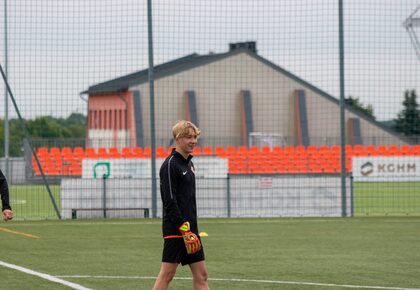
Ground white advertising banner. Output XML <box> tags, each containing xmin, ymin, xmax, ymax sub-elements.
<box><xmin>82</xmin><ymin>156</ymin><xmax>228</xmax><ymax>179</ymax></box>
<box><xmin>352</xmin><ymin>156</ymin><xmax>420</xmax><ymax>182</ymax></box>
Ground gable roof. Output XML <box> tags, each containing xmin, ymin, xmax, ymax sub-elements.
<box><xmin>81</xmin><ymin>51</ymin><xmax>233</xmax><ymax>95</ymax></box>
<box><xmin>82</xmin><ymin>47</ymin><xmax>411</xmax><ymax>144</ymax></box>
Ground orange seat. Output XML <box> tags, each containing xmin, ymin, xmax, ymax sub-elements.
<box><xmin>272</xmin><ymin>146</ymin><xmax>283</xmax><ymax>155</ymax></box>
<box><xmin>73</xmin><ymin>147</ymin><xmax>85</xmax><ymax>158</ymax></box>
<box><xmin>225</xmin><ymin>146</ymin><xmax>237</xmax><ymax>156</ymax></box>
<box><xmin>413</xmin><ymin>145</ymin><xmax>420</xmax><ymax>155</ymax></box>
<box><xmin>215</xmin><ymin>146</ymin><xmax>227</xmax><ymax>157</ymax></box>
<box><xmin>353</xmin><ymin>145</ymin><xmax>364</xmax><ymax>156</ymax></box>
<box><xmin>97</xmin><ymin>147</ymin><xmax>109</xmax><ymax>158</ymax></box>
<box><xmin>61</xmin><ymin>147</ymin><xmax>72</xmax><ymax>154</ymax></box>
<box><xmin>375</xmin><ymin>145</ymin><xmax>387</xmax><ymax>156</ymax></box>
<box><xmin>400</xmin><ymin>145</ymin><xmax>413</xmax><ymax>155</ymax></box>
<box><xmin>109</xmin><ymin>147</ymin><xmax>121</xmax><ymax>158</ymax></box>
<box><xmin>50</xmin><ymin>147</ymin><xmax>61</xmax><ymax>156</ymax></box>
<box><xmin>37</xmin><ymin>147</ymin><xmax>49</xmax><ymax>156</ymax></box>
<box><xmin>156</xmin><ymin>146</ymin><xmax>169</xmax><ymax>158</ymax></box>
<box><xmin>387</xmin><ymin>145</ymin><xmax>399</xmax><ymax>156</ymax></box>
<box><xmin>365</xmin><ymin>145</ymin><xmax>376</xmax><ymax>156</ymax></box>
<box><xmin>132</xmin><ymin>147</ymin><xmax>143</xmax><ymax>158</ymax></box>
<box><xmin>306</xmin><ymin>145</ymin><xmax>318</xmax><ymax>156</ymax></box>
<box><xmin>122</xmin><ymin>147</ymin><xmax>134</xmax><ymax>158</ymax></box>
<box><xmin>261</xmin><ymin>146</ymin><xmax>271</xmax><ymax>154</ymax></box>
<box><xmin>85</xmin><ymin>147</ymin><xmax>98</xmax><ymax>158</ymax></box>
<box><xmin>202</xmin><ymin>146</ymin><xmax>213</xmax><ymax>155</ymax></box>
<box><xmin>143</xmin><ymin>147</ymin><xmax>151</xmax><ymax>157</ymax></box>
<box><xmin>193</xmin><ymin>147</ymin><xmax>201</xmax><ymax>156</ymax></box>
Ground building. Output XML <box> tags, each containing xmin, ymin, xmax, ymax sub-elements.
<box><xmin>82</xmin><ymin>42</ymin><xmax>407</xmax><ymax>149</ymax></box>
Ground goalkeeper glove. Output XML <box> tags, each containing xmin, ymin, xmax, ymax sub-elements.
<box><xmin>179</xmin><ymin>221</ymin><xmax>201</xmax><ymax>255</ymax></box>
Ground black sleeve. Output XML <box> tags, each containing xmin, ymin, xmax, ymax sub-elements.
<box><xmin>0</xmin><ymin>170</ymin><xmax>11</xmax><ymax>211</ymax></box>
<box><xmin>160</xmin><ymin>160</ymin><xmax>185</xmax><ymax>229</ymax></box>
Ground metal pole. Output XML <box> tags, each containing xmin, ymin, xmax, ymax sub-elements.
<box><xmin>226</xmin><ymin>175</ymin><xmax>231</xmax><ymax>218</ymax></box>
<box><xmin>102</xmin><ymin>174</ymin><xmax>107</xmax><ymax>219</ymax></box>
<box><xmin>350</xmin><ymin>174</ymin><xmax>354</xmax><ymax>217</ymax></box>
<box><xmin>147</xmin><ymin>0</ymin><xmax>158</xmax><ymax>218</ymax></box>
<box><xmin>0</xmin><ymin>65</ymin><xmax>61</xmax><ymax>219</ymax></box>
<box><xmin>338</xmin><ymin>0</ymin><xmax>347</xmax><ymax>217</ymax></box>
<box><xmin>4</xmin><ymin>0</ymin><xmax>9</xmax><ymax>178</ymax></box>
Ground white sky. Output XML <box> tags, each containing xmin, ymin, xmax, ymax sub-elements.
<box><xmin>0</xmin><ymin>0</ymin><xmax>419</xmax><ymax>121</ymax></box>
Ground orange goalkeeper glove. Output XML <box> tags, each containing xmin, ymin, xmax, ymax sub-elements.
<box><xmin>179</xmin><ymin>221</ymin><xmax>201</xmax><ymax>255</ymax></box>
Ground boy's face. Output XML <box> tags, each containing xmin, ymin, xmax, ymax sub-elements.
<box><xmin>176</xmin><ymin>128</ymin><xmax>198</xmax><ymax>155</ymax></box>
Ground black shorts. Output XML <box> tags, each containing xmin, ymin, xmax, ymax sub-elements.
<box><xmin>162</xmin><ymin>237</ymin><xmax>205</xmax><ymax>266</ymax></box>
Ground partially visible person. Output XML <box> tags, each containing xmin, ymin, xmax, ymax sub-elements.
<box><xmin>0</xmin><ymin>169</ymin><xmax>13</xmax><ymax>221</ymax></box>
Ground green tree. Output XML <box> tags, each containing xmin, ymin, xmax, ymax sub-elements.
<box><xmin>393</xmin><ymin>90</ymin><xmax>420</xmax><ymax>137</ymax></box>
<box><xmin>1</xmin><ymin>114</ymin><xmax>86</xmax><ymax>157</ymax></box>
<box><xmin>345</xmin><ymin>96</ymin><xmax>375</xmax><ymax>119</ymax></box>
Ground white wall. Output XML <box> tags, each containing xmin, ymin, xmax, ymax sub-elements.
<box><xmin>61</xmin><ymin>175</ymin><xmax>352</xmax><ymax>219</ymax></box>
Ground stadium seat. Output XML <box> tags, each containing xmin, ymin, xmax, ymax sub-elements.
<box><xmin>143</xmin><ymin>147</ymin><xmax>151</xmax><ymax>157</ymax></box>
<box><xmin>73</xmin><ymin>147</ymin><xmax>85</xmax><ymax>159</ymax></box>
<box><xmin>215</xmin><ymin>146</ymin><xmax>227</xmax><ymax>157</ymax></box>
<box><xmin>61</xmin><ymin>147</ymin><xmax>73</xmax><ymax>155</ymax></box>
<box><xmin>353</xmin><ymin>144</ymin><xmax>364</xmax><ymax>156</ymax></box>
<box><xmin>226</xmin><ymin>146</ymin><xmax>237</xmax><ymax>156</ymax></box>
<box><xmin>235</xmin><ymin>146</ymin><xmax>247</xmax><ymax>158</ymax></box>
<box><xmin>50</xmin><ymin>147</ymin><xmax>61</xmax><ymax>156</ymax></box>
<box><xmin>192</xmin><ymin>147</ymin><xmax>201</xmax><ymax>156</ymax></box>
<box><xmin>413</xmin><ymin>145</ymin><xmax>420</xmax><ymax>156</ymax></box>
<box><xmin>132</xmin><ymin>147</ymin><xmax>143</xmax><ymax>158</ymax></box>
<box><xmin>109</xmin><ymin>147</ymin><xmax>122</xmax><ymax>158</ymax></box>
<box><xmin>85</xmin><ymin>147</ymin><xmax>98</xmax><ymax>158</ymax></box>
<box><xmin>122</xmin><ymin>147</ymin><xmax>134</xmax><ymax>158</ymax></box>
<box><xmin>156</xmin><ymin>146</ymin><xmax>169</xmax><ymax>158</ymax></box>
<box><xmin>331</xmin><ymin>145</ymin><xmax>340</xmax><ymax>154</ymax></box>
<box><xmin>272</xmin><ymin>146</ymin><xmax>283</xmax><ymax>155</ymax></box>
<box><xmin>37</xmin><ymin>147</ymin><xmax>49</xmax><ymax>156</ymax></box>
<box><xmin>201</xmin><ymin>146</ymin><xmax>213</xmax><ymax>155</ymax></box>
<box><xmin>97</xmin><ymin>147</ymin><xmax>110</xmax><ymax>158</ymax></box>
<box><xmin>306</xmin><ymin>145</ymin><xmax>318</xmax><ymax>156</ymax></box>
<box><xmin>261</xmin><ymin>146</ymin><xmax>271</xmax><ymax>154</ymax></box>
<box><xmin>387</xmin><ymin>145</ymin><xmax>399</xmax><ymax>156</ymax></box>
<box><xmin>400</xmin><ymin>145</ymin><xmax>413</xmax><ymax>156</ymax></box>
<box><xmin>375</xmin><ymin>145</ymin><xmax>387</xmax><ymax>156</ymax></box>
<box><xmin>365</xmin><ymin>145</ymin><xmax>376</xmax><ymax>156</ymax></box>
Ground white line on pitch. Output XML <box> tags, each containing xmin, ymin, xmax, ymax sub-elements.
<box><xmin>56</xmin><ymin>275</ymin><xmax>420</xmax><ymax>290</ymax></box>
<box><xmin>0</xmin><ymin>261</ymin><xmax>92</xmax><ymax>290</ymax></box>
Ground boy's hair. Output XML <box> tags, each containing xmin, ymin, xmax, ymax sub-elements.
<box><xmin>172</xmin><ymin>120</ymin><xmax>201</xmax><ymax>140</ymax></box>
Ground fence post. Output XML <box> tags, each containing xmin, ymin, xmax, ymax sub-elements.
<box><xmin>102</xmin><ymin>174</ymin><xmax>107</xmax><ymax>219</ymax></box>
<box><xmin>226</xmin><ymin>174</ymin><xmax>231</xmax><ymax>218</ymax></box>
<box><xmin>350</xmin><ymin>174</ymin><xmax>354</xmax><ymax>217</ymax></box>
<box><xmin>338</xmin><ymin>0</ymin><xmax>347</xmax><ymax>217</ymax></box>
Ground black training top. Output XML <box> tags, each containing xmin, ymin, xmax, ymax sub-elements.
<box><xmin>160</xmin><ymin>149</ymin><xmax>198</xmax><ymax>238</ymax></box>
<box><xmin>0</xmin><ymin>169</ymin><xmax>11</xmax><ymax>211</ymax></box>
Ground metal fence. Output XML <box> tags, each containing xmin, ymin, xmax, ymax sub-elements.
<box><xmin>1</xmin><ymin>1</ymin><xmax>420</xmax><ymax>219</ymax></box>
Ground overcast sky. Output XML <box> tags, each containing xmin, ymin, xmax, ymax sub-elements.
<box><xmin>0</xmin><ymin>0</ymin><xmax>419</xmax><ymax>121</ymax></box>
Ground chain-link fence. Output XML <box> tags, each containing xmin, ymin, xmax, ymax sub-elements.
<box><xmin>1</xmin><ymin>0</ymin><xmax>419</xmax><ymax>219</ymax></box>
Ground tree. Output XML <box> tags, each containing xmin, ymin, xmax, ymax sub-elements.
<box><xmin>0</xmin><ymin>114</ymin><xmax>86</xmax><ymax>157</ymax></box>
<box><xmin>345</xmin><ymin>96</ymin><xmax>375</xmax><ymax>120</ymax></box>
<box><xmin>393</xmin><ymin>90</ymin><xmax>420</xmax><ymax>138</ymax></box>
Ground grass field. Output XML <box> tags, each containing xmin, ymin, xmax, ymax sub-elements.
<box><xmin>1</xmin><ymin>217</ymin><xmax>420</xmax><ymax>290</ymax></box>
<box><xmin>354</xmin><ymin>182</ymin><xmax>420</xmax><ymax>216</ymax></box>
